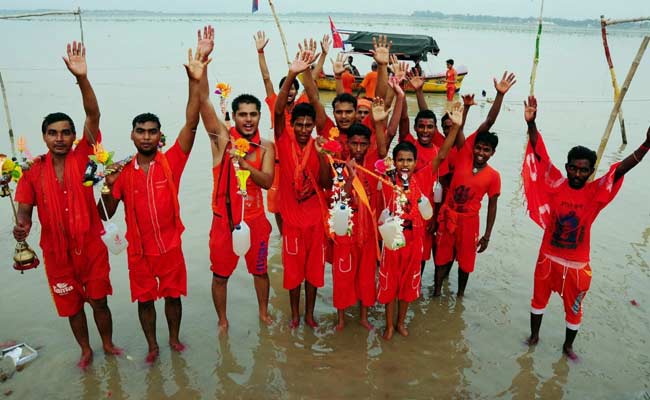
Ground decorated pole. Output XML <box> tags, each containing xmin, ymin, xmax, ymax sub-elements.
<box><xmin>593</xmin><ymin>36</ymin><xmax>649</xmax><ymax>175</ymax></box>
<box><xmin>0</xmin><ymin>72</ymin><xmax>16</xmax><ymax>158</ymax></box>
<box><xmin>600</xmin><ymin>15</ymin><xmax>627</xmax><ymax>144</ymax></box>
<box><xmin>268</xmin><ymin>0</ymin><xmax>291</xmax><ymax>66</ymax></box>
<box><xmin>528</xmin><ymin>0</ymin><xmax>544</xmax><ymax>96</ymax></box>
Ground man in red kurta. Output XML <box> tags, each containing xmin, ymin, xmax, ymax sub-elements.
<box><xmin>100</xmin><ymin>44</ymin><xmax>209</xmax><ymax>363</ymax></box>
<box><xmin>522</xmin><ymin>96</ymin><xmax>649</xmax><ymax>360</ymax></box>
<box><xmin>445</xmin><ymin>59</ymin><xmax>457</xmax><ymax>102</ymax></box>
<box><xmin>274</xmin><ymin>48</ymin><xmax>328</xmax><ymax>329</ymax></box>
<box><xmin>13</xmin><ymin>41</ymin><xmax>120</xmax><ymax>369</ymax></box>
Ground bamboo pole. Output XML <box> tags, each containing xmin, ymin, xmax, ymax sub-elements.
<box><xmin>77</xmin><ymin>7</ymin><xmax>84</xmax><ymax>45</ymax></box>
<box><xmin>600</xmin><ymin>15</ymin><xmax>627</xmax><ymax>144</ymax></box>
<box><xmin>0</xmin><ymin>72</ymin><xmax>16</xmax><ymax>158</ymax></box>
<box><xmin>603</xmin><ymin>17</ymin><xmax>650</xmax><ymax>26</ymax></box>
<box><xmin>528</xmin><ymin>0</ymin><xmax>544</xmax><ymax>96</ymax></box>
<box><xmin>268</xmin><ymin>0</ymin><xmax>291</xmax><ymax>66</ymax></box>
<box><xmin>593</xmin><ymin>36</ymin><xmax>649</xmax><ymax>175</ymax></box>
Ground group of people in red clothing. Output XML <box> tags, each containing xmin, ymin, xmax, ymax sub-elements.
<box><xmin>11</xmin><ymin>25</ymin><xmax>649</xmax><ymax>367</ymax></box>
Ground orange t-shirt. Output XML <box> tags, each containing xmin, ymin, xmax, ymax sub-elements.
<box><xmin>445</xmin><ymin>131</ymin><xmax>500</xmax><ymax>215</ymax></box>
<box><xmin>112</xmin><ymin>140</ymin><xmax>189</xmax><ymax>256</ymax></box>
<box><xmin>265</xmin><ymin>92</ymin><xmax>309</xmax><ymax>130</ymax></box>
<box><xmin>277</xmin><ymin>131</ymin><xmax>324</xmax><ymax>227</ymax></box>
<box><xmin>15</xmin><ymin>134</ymin><xmax>105</xmax><ymax>255</ymax></box>
<box><xmin>341</xmin><ymin>71</ymin><xmax>355</xmax><ymax>94</ymax></box>
<box><xmin>360</xmin><ymin>71</ymin><xmax>378</xmax><ymax>98</ymax></box>
<box><xmin>446</xmin><ymin>68</ymin><xmax>457</xmax><ymax>88</ymax></box>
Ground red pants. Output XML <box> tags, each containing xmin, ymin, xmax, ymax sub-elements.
<box><xmin>446</xmin><ymin>85</ymin><xmax>456</xmax><ymax>101</ymax></box>
<box><xmin>435</xmin><ymin>212</ymin><xmax>479</xmax><ymax>273</ymax></box>
<box><xmin>210</xmin><ymin>213</ymin><xmax>271</xmax><ymax>277</ymax></box>
<box><xmin>43</xmin><ymin>237</ymin><xmax>112</xmax><ymax>317</ymax></box>
<box><xmin>377</xmin><ymin>230</ymin><xmax>423</xmax><ymax>304</ymax></box>
<box><xmin>128</xmin><ymin>246</ymin><xmax>187</xmax><ymax>303</ymax></box>
<box><xmin>531</xmin><ymin>254</ymin><xmax>592</xmax><ymax>329</ymax></box>
<box><xmin>282</xmin><ymin>222</ymin><xmax>326</xmax><ymax>290</ymax></box>
<box><xmin>331</xmin><ymin>235</ymin><xmax>377</xmax><ymax>309</ymax></box>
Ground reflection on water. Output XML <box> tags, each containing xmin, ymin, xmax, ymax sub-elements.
<box><xmin>0</xmin><ymin>13</ymin><xmax>649</xmax><ymax>399</ymax></box>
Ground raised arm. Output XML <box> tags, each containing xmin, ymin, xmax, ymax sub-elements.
<box><xmin>311</xmin><ymin>34</ymin><xmax>330</xmax><ymax>80</ymax></box>
<box><xmin>177</xmin><ymin>46</ymin><xmax>212</xmax><ymax>154</ymax></box>
<box><xmin>254</xmin><ymin>31</ymin><xmax>275</xmax><ymax>98</ymax></box>
<box><xmin>524</xmin><ymin>95</ymin><xmax>540</xmax><ymax>154</ymax></box>
<box><xmin>454</xmin><ymin>94</ymin><xmax>476</xmax><ymax>148</ymax></box>
<box><xmin>385</xmin><ymin>76</ymin><xmax>404</xmax><ymax>148</ymax></box>
<box><xmin>372</xmin><ymin>35</ymin><xmax>391</xmax><ymax>100</ymax></box>
<box><xmin>275</xmin><ymin>46</ymin><xmax>318</xmax><ymax>139</ymax></box>
<box><xmin>63</xmin><ymin>41</ymin><xmax>99</xmax><ymax>144</ymax></box>
<box><xmin>372</xmin><ymin>97</ymin><xmax>390</xmax><ymax>159</ymax></box>
<box><xmin>476</xmin><ymin>71</ymin><xmax>516</xmax><ymax>134</ymax></box>
<box><xmin>614</xmin><ymin>126</ymin><xmax>650</xmax><ymax>182</ymax></box>
<box><xmin>432</xmin><ymin>102</ymin><xmax>462</xmax><ymax>173</ymax></box>
<box><xmin>331</xmin><ymin>53</ymin><xmax>346</xmax><ymax>95</ymax></box>
<box><xmin>299</xmin><ymin>39</ymin><xmax>327</xmax><ymax>130</ymax></box>
<box><xmin>407</xmin><ymin>69</ymin><xmax>428</xmax><ymax>111</ymax></box>
<box><xmin>314</xmin><ymin>137</ymin><xmax>333</xmax><ymax>189</ymax></box>
<box><xmin>197</xmin><ymin>26</ymin><xmax>229</xmax><ymax>147</ymax></box>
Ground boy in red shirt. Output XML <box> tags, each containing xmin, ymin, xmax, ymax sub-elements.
<box><xmin>434</xmin><ymin>71</ymin><xmax>517</xmax><ymax>297</ymax></box>
<box><xmin>522</xmin><ymin>96</ymin><xmax>649</xmax><ymax>360</ymax></box>
<box><xmin>100</xmin><ymin>44</ymin><xmax>209</xmax><ymax>363</ymax></box>
<box><xmin>445</xmin><ymin>59</ymin><xmax>457</xmax><ymax>102</ymax></box>
<box><xmin>13</xmin><ymin>41</ymin><xmax>120</xmax><ymax>369</ymax></box>
<box><xmin>274</xmin><ymin>47</ymin><xmax>329</xmax><ymax>328</ymax></box>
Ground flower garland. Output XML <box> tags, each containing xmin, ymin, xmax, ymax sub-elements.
<box><xmin>327</xmin><ymin>158</ymin><xmax>353</xmax><ymax>237</ymax></box>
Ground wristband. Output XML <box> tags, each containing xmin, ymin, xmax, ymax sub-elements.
<box><xmin>257</xmin><ymin>50</ymin><xmax>264</xmax><ymax>54</ymax></box>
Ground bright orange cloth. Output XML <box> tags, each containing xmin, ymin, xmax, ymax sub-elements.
<box><xmin>446</xmin><ymin>68</ymin><xmax>457</xmax><ymax>87</ymax></box>
<box><xmin>265</xmin><ymin>92</ymin><xmax>309</xmax><ymax>130</ymax></box>
<box><xmin>360</xmin><ymin>71</ymin><xmax>378</xmax><ymax>98</ymax></box>
<box><xmin>341</xmin><ymin>71</ymin><xmax>355</xmax><ymax>94</ymax></box>
<box><xmin>112</xmin><ymin>140</ymin><xmax>188</xmax><ymax>257</ymax></box>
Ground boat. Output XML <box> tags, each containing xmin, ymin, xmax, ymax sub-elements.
<box><xmin>315</xmin><ymin>31</ymin><xmax>468</xmax><ymax>94</ymax></box>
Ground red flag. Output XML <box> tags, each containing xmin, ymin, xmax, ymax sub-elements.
<box><xmin>252</xmin><ymin>0</ymin><xmax>259</xmax><ymax>13</ymax></box>
<box><xmin>329</xmin><ymin>16</ymin><xmax>345</xmax><ymax>50</ymax></box>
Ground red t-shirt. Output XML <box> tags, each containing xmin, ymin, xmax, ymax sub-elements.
<box><xmin>446</xmin><ymin>68</ymin><xmax>457</xmax><ymax>88</ymax></box>
<box><xmin>265</xmin><ymin>92</ymin><xmax>309</xmax><ymax>130</ymax></box>
<box><xmin>341</xmin><ymin>71</ymin><xmax>355</xmax><ymax>94</ymax></box>
<box><xmin>276</xmin><ymin>131</ymin><xmax>323</xmax><ymax>227</ymax></box>
<box><xmin>360</xmin><ymin>71</ymin><xmax>378</xmax><ymax>98</ymax></box>
<box><xmin>112</xmin><ymin>140</ymin><xmax>189</xmax><ymax>255</ymax></box>
<box><xmin>15</xmin><ymin>134</ymin><xmax>104</xmax><ymax>254</ymax></box>
<box><xmin>445</xmin><ymin>131</ymin><xmax>500</xmax><ymax>214</ymax></box>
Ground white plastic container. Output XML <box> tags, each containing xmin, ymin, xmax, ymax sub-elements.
<box><xmin>378</xmin><ymin>217</ymin><xmax>406</xmax><ymax>250</ymax></box>
<box><xmin>101</xmin><ymin>222</ymin><xmax>128</xmax><ymax>255</ymax></box>
<box><xmin>331</xmin><ymin>203</ymin><xmax>350</xmax><ymax>236</ymax></box>
<box><xmin>433</xmin><ymin>180</ymin><xmax>443</xmax><ymax>203</ymax></box>
<box><xmin>232</xmin><ymin>221</ymin><xmax>251</xmax><ymax>257</ymax></box>
<box><xmin>378</xmin><ymin>208</ymin><xmax>391</xmax><ymax>225</ymax></box>
<box><xmin>1</xmin><ymin>343</ymin><xmax>38</xmax><ymax>367</ymax></box>
<box><xmin>418</xmin><ymin>194</ymin><xmax>434</xmax><ymax>220</ymax></box>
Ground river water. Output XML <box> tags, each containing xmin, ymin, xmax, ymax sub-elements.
<box><xmin>0</xmin><ymin>12</ymin><xmax>649</xmax><ymax>399</ymax></box>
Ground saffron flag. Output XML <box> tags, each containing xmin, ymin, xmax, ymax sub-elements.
<box><xmin>329</xmin><ymin>16</ymin><xmax>345</xmax><ymax>50</ymax></box>
<box><xmin>252</xmin><ymin>0</ymin><xmax>259</xmax><ymax>13</ymax></box>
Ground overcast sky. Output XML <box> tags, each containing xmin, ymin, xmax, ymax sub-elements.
<box><xmin>2</xmin><ymin>0</ymin><xmax>649</xmax><ymax>20</ymax></box>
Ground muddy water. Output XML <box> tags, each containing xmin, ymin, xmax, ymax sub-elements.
<box><xmin>0</xmin><ymin>13</ymin><xmax>649</xmax><ymax>399</ymax></box>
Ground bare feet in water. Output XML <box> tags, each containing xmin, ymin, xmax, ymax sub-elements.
<box><xmin>359</xmin><ymin>319</ymin><xmax>374</xmax><ymax>331</ymax></box>
<box><xmin>145</xmin><ymin>348</ymin><xmax>159</xmax><ymax>365</ymax></box>
<box><xmin>103</xmin><ymin>344</ymin><xmax>124</xmax><ymax>356</ymax></box>
<box><xmin>304</xmin><ymin>317</ymin><xmax>319</xmax><ymax>329</ymax></box>
<box><xmin>563</xmin><ymin>345</ymin><xmax>579</xmax><ymax>362</ymax></box>
<box><xmin>289</xmin><ymin>319</ymin><xmax>300</xmax><ymax>329</ymax></box>
<box><xmin>526</xmin><ymin>335</ymin><xmax>539</xmax><ymax>346</ymax></box>
<box><xmin>77</xmin><ymin>350</ymin><xmax>93</xmax><ymax>370</ymax></box>
<box><xmin>259</xmin><ymin>313</ymin><xmax>274</xmax><ymax>325</ymax></box>
<box><xmin>396</xmin><ymin>323</ymin><xmax>409</xmax><ymax>337</ymax></box>
<box><xmin>382</xmin><ymin>326</ymin><xmax>394</xmax><ymax>341</ymax></box>
<box><xmin>170</xmin><ymin>341</ymin><xmax>186</xmax><ymax>353</ymax></box>
<box><xmin>218</xmin><ymin>320</ymin><xmax>229</xmax><ymax>334</ymax></box>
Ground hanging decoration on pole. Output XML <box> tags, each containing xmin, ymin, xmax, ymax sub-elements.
<box><xmin>528</xmin><ymin>0</ymin><xmax>544</xmax><ymax>96</ymax></box>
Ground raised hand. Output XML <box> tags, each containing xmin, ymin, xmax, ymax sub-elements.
<box><xmin>447</xmin><ymin>101</ymin><xmax>464</xmax><ymax>126</ymax></box>
<box><xmin>331</xmin><ymin>52</ymin><xmax>346</xmax><ymax>76</ymax></box>
<box><xmin>393</xmin><ymin>61</ymin><xmax>408</xmax><ymax>83</ymax></box>
<box><xmin>314</xmin><ymin>135</ymin><xmax>326</xmax><ymax>153</ymax></box>
<box><xmin>371</xmin><ymin>97</ymin><xmax>389</xmax><ymax>122</ymax></box>
<box><xmin>524</xmin><ymin>95</ymin><xmax>537</xmax><ymax>123</ymax></box>
<box><xmin>462</xmin><ymin>94</ymin><xmax>476</xmax><ymax>107</ymax></box>
<box><xmin>290</xmin><ymin>47</ymin><xmax>317</xmax><ymax>75</ymax></box>
<box><xmin>320</xmin><ymin>34</ymin><xmax>331</xmax><ymax>55</ymax></box>
<box><xmin>494</xmin><ymin>71</ymin><xmax>517</xmax><ymax>95</ymax></box>
<box><xmin>184</xmin><ymin>47</ymin><xmax>212</xmax><ymax>81</ymax></box>
<box><xmin>371</xmin><ymin>35</ymin><xmax>392</xmax><ymax>66</ymax></box>
<box><xmin>407</xmin><ymin>69</ymin><xmax>425</xmax><ymax>92</ymax></box>
<box><xmin>197</xmin><ymin>25</ymin><xmax>215</xmax><ymax>60</ymax></box>
<box><xmin>388</xmin><ymin>76</ymin><xmax>404</xmax><ymax>97</ymax></box>
<box><xmin>254</xmin><ymin>31</ymin><xmax>269</xmax><ymax>52</ymax></box>
<box><xmin>62</xmin><ymin>41</ymin><xmax>87</xmax><ymax>78</ymax></box>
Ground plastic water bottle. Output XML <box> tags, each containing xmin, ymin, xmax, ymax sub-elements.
<box><xmin>418</xmin><ymin>195</ymin><xmax>433</xmax><ymax>220</ymax></box>
<box><xmin>331</xmin><ymin>203</ymin><xmax>350</xmax><ymax>236</ymax></box>
<box><xmin>232</xmin><ymin>222</ymin><xmax>251</xmax><ymax>257</ymax></box>
<box><xmin>378</xmin><ymin>208</ymin><xmax>391</xmax><ymax>225</ymax></box>
<box><xmin>101</xmin><ymin>222</ymin><xmax>128</xmax><ymax>255</ymax></box>
<box><xmin>433</xmin><ymin>180</ymin><xmax>443</xmax><ymax>203</ymax></box>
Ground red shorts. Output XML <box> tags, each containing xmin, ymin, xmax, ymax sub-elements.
<box><xmin>377</xmin><ymin>229</ymin><xmax>423</xmax><ymax>304</ymax></box>
<box><xmin>282</xmin><ymin>222</ymin><xmax>325</xmax><ymax>290</ymax></box>
<box><xmin>128</xmin><ymin>246</ymin><xmax>187</xmax><ymax>303</ymax></box>
<box><xmin>267</xmin><ymin>162</ymin><xmax>281</xmax><ymax>214</ymax></box>
<box><xmin>446</xmin><ymin>85</ymin><xmax>455</xmax><ymax>101</ymax></box>
<box><xmin>531</xmin><ymin>254</ymin><xmax>592</xmax><ymax>329</ymax></box>
<box><xmin>435</xmin><ymin>213</ymin><xmax>479</xmax><ymax>273</ymax></box>
<box><xmin>42</xmin><ymin>237</ymin><xmax>112</xmax><ymax>317</ymax></box>
<box><xmin>332</xmin><ymin>235</ymin><xmax>377</xmax><ymax>309</ymax></box>
<box><xmin>210</xmin><ymin>213</ymin><xmax>271</xmax><ymax>277</ymax></box>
